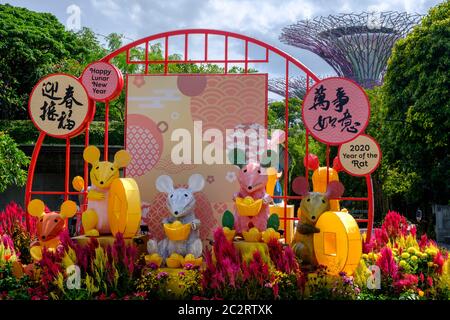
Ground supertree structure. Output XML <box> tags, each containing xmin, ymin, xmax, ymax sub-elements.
<box><xmin>268</xmin><ymin>77</ymin><xmax>310</xmax><ymax>99</ymax></box>
<box><xmin>280</xmin><ymin>12</ymin><xmax>422</xmax><ymax>88</ymax></box>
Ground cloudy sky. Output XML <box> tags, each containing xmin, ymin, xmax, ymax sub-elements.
<box><xmin>1</xmin><ymin>0</ymin><xmax>443</xmax><ymax>80</ymax></box>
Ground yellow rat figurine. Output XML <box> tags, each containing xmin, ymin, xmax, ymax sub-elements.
<box><xmin>73</xmin><ymin>145</ymin><xmax>141</xmax><ymax>237</ymax></box>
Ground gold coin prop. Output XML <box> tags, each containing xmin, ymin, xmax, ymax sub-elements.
<box><xmin>313</xmin><ymin>211</ymin><xmax>362</xmax><ymax>275</ymax></box>
<box><xmin>108</xmin><ymin>178</ymin><xmax>142</xmax><ymax>238</ymax></box>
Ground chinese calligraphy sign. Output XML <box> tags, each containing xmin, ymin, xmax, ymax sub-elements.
<box><xmin>29</xmin><ymin>74</ymin><xmax>90</xmax><ymax>138</ymax></box>
<box><xmin>302</xmin><ymin>77</ymin><xmax>370</xmax><ymax>145</ymax></box>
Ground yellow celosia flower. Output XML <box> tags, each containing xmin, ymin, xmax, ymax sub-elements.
<box><xmin>399</xmin><ymin>260</ymin><xmax>407</xmax><ymax>268</ymax></box>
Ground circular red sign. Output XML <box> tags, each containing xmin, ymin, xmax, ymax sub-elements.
<box><xmin>81</xmin><ymin>61</ymin><xmax>123</xmax><ymax>102</ymax></box>
<box><xmin>302</xmin><ymin>77</ymin><xmax>370</xmax><ymax>145</ymax></box>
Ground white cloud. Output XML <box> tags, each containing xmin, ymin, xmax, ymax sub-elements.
<box><xmin>16</xmin><ymin>0</ymin><xmax>440</xmax><ymax>77</ymax></box>
<box><xmin>91</xmin><ymin>0</ymin><xmax>121</xmax><ymax>19</ymax></box>
<box><xmin>194</xmin><ymin>0</ymin><xmax>316</xmax><ymax>34</ymax></box>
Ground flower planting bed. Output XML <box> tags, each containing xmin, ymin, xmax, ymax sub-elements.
<box><xmin>0</xmin><ymin>203</ymin><xmax>448</xmax><ymax>300</ymax></box>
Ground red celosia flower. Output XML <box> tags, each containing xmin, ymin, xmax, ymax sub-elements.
<box><xmin>267</xmin><ymin>239</ymin><xmax>300</xmax><ymax>273</ymax></box>
<box><xmin>427</xmin><ymin>276</ymin><xmax>433</xmax><ymax>287</ymax></box>
<box><xmin>409</xmin><ymin>225</ymin><xmax>417</xmax><ymax>237</ymax></box>
<box><xmin>382</xmin><ymin>211</ymin><xmax>408</xmax><ymax>241</ymax></box>
<box><xmin>393</xmin><ymin>274</ymin><xmax>418</xmax><ymax>292</ymax></box>
<box><xmin>376</xmin><ymin>247</ymin><xmax>398</xmax><ymax>279</ymax></box>
<box><xmin>273</xmin><ymin>282</ymin><xmax>279</xmax><ymax>298</ymax></box>
<box><xmin>433</xmin><ymin>252</ymin><xmax>445</xmax><ymax>275</ymax></box>
<box><xmin>419</xmin><ymin>234</ymin><xmax>429</xmax><ymax>249</ymax></box>
<box><xmin>0</xmin><ymin>202</ymin><xmax>38</xmax><ymax>237</ymax></box>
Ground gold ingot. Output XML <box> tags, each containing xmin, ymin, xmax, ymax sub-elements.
<box><xmin>182</xmin><ymin>254</ymin><xmax>203</xmax><ymax>267</ymax></box>
<box><xmin>235</xmin><ymin>197</ymin><xmax>263</xmax><ymax>217</ymax></box>
<box><xmin>163</xmin><ymin>221</ymin><xmax>191</xmax><ymax>241</ymax></box>
<box><xmin>262</xmin><ymin>228</ymin><xmax>281</xmax><ymax>243</ymax></box>
<box><xmin>222</xmin><ymin>227</ymin><xmax>236</xmax><ymax>242</ymax></box>
<box><xmin>242</xmin><ymin>227</ymin><xmax>262</xmax><ymax>242</ymax></box>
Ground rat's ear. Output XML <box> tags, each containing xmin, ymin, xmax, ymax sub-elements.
<box><xmin>188</xmin><ymin>174</ymin><xmax>205</xmax><ymax>193</ymax></box>
<box><xmin>83</xmin><ymin>146</ymin><xmax>100</xmax><ymax>165</ymax></box>
<box><xmin>326</xmin><ymin>181</ymin><xmax>345</xmax><ymax>199</ymax></box>
<box><xmin>60</xmin><ymin>200</ymin><xmax>77</xmax><ymax>219</ymax></box>
<box><xmin>114</xmin><ymin>150</ymin><xmax>131</xmax><ymax>168</ymax></box>
<box><xmin>292</xmin><ymin>177</ymin><xmax>310</xmax><ymax>196</ymax></box>
<box><xmin>156</xmin><ymin>175</ymin><xmax>174</xmax><ymax>193</ymax></box>
<box><xmin>28</xmin><ymin>199</ymin><xmax>45</xmax><ymax>218</ymax></box>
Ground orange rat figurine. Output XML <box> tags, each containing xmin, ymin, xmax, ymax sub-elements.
<box><xmin>27</xmin><ymin>199</ymin><xmax>77</xmax><ymax>261</ymax></box>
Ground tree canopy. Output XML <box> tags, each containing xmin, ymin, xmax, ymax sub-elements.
<box><xmin>382</xmin><ymin>1</ymin><xmax>450</xmax><ymax>208</ymax></box>
<box><xmin>0</xmin><ymin>132</ymin><xmax>29</xmax><ymax>193</ymax></box>
<box><xmin>0</xmin><ymin>4</ymin><xmax>95</xmax><ymax>119</ymax></box>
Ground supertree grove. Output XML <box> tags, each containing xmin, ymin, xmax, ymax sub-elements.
<box><xmin>280</xmin><ymin>11</ymin><xmax>422</xmax><ymax>88</ymax></box>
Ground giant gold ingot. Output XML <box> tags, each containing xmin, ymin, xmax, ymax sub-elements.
<box><xmin>108</xmin><ymin>178</ymin><xmax>142</xmax><ymax>238</ymax></box>
<box><xmin>163</xmin><ymin>221</ymin><xmax>191</xmax><ymax>241</ymax></box>
<box><xmin>313</xmin><ymin>211</ymin><xmax>362</xmax><ymax>275</ymax></box>
<box><xmin>235</xmin><ymin>196</ymin><xmax>263</xmax><ymax>217</ymax></box>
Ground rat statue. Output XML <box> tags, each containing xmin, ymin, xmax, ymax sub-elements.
<box><xmin>147</xmin><ymin>174</ymin><xmax>205</xmax><ymax>267</ymax></box>
<box><xmin>291</xmin><ymin>176</ymin><xmax>344</xmax><ymax>265</ymax></box>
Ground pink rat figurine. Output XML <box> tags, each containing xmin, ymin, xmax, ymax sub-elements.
<box><xmin>233</xmin><ymin>162</ymin><xmax>273</xmax><ymax>234</ymax></box>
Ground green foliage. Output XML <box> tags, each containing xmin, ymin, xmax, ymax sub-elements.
<box><xmin>382</xmin><ymin>1</ymin><xmax>450</xmax><ymax>208</ymax></box>
<box><xmin>0</xmin><ymin>120</ymin><xmax>124</xmax><ymax>146</ymax></box>
<box><xmin>0</xmin><ymin>263</ymin><xmax>33</xmax><ymax>300</ymax></box>
<box><xmin>134</xmin><ymin>268</ymin><xmax>202</xmax><ymax>299</ymax></box>
<box><xmin>0</xmin><ymin>132</ymin><xmax>30</xmax><ymax>193</ymax></box>
<box><xmin>267</xmin><ymin>98</ymin><xmax>325</xmax><ymax>195</ymax></box>
<box><xmin>0</xmin><ymin>4</ymin><xmax>93</xmax><ymax>119</ymax></box>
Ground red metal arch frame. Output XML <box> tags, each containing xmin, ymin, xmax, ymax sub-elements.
<box><xmin>25</xmin><ymin>29</ymin><xmax>374</xmax><ymax>240</ymax></box>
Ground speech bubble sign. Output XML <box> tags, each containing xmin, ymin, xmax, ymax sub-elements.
<box><xmin>81</xmin><ymin>61</ymin><xmax>123</xmax><ymax>102</ymax></box>
<box><xmin>338</xmin><ymin>134</ymin><xmax>381</xmax><ymax>176</ymax></box>
<box><xmin>302</xmin><ymin>77</ymin><xmax>370</xmax><ymax>145</ymax></box>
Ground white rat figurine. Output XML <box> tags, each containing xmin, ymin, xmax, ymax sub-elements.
<box><xmin>147</xmin><ymin>174</ymin><xmax>205</xmax><ymax>263</ymax></box>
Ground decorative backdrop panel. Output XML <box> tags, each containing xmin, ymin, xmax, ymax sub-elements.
<box><xmin>126</xmin><ymin>74</ymin><xmax>267</xmax><ymax>240</ymax></box>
